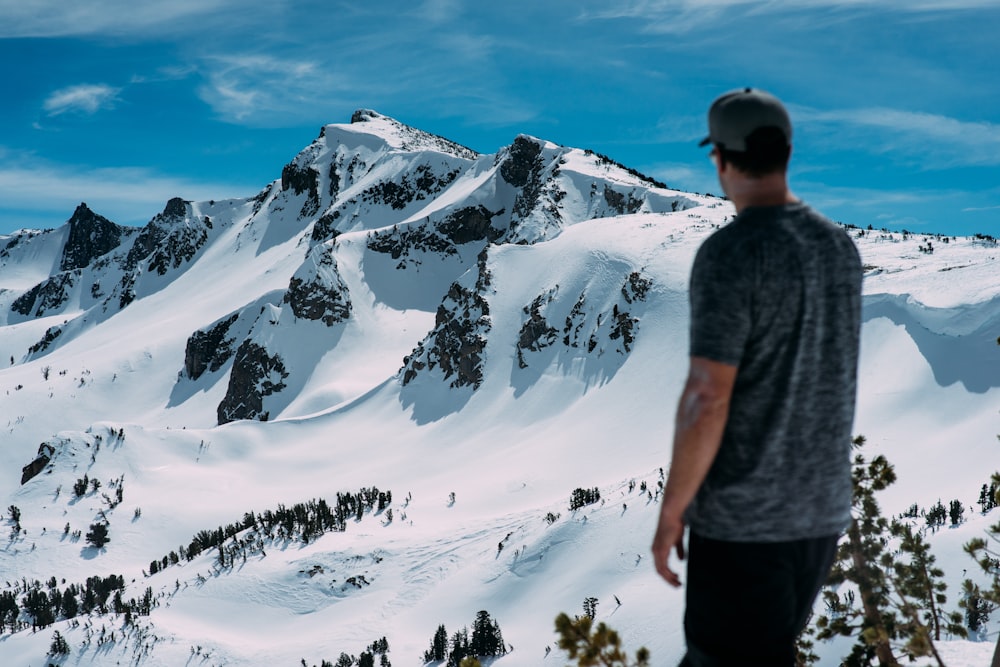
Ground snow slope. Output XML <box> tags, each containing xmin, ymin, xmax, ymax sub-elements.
<box><xmin>0</xmin><ymin>112</ymin><xmax>997</xmax><ymax>666</ymax></box>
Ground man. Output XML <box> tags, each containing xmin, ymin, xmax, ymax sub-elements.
<box><xmin>651</xmin><ymin>88</ymin><xmax>863</xmax><ymax>666</ymax></box>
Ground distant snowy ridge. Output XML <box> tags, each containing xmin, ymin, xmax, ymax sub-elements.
<box><xmin>0</xmin><ymin>110</ymin><xmax>997</xmax><ymax>667</ymax></box>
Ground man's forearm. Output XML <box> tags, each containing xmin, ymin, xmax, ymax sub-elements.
<box><xmin>661</xmin><ymin>361</ymin><xmax>734</xmax><ymax>519</ymax></box>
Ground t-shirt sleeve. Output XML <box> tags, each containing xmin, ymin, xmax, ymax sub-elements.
<box><xmin>688</xmin><ymin>233</ymin><xmax>752</xmax><ymax>366</ymax></box>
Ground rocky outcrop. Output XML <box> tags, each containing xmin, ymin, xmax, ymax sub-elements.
<box><xmin>184</xmin><ymin>313</ymin><xmax>241</xmax><ymax>380</ymax></box>
<box><xmin>27</xmin><ymin>325</ymin><xmax>64</xmax><ymax>357</ymax></box>
<box><xmin>217</xmin><ymin>340</ymin><xmax>289</xmax><ymax>424</ymax></box>
<box><xmin>505</xmin><ymin>137</ymin><xmax>546</xmax><ymax>223</ymax></box>
<box><xmin>621</xmin><ymin>271</ymin><xmax>652</xmax><ymax>304</ymax></box>
<box><xmin>368</xmin><ymin>225</ymin><xmax>458</xmax><ymax>264</ymax></box>
<box><xmin>602</xmin><ymin>187</ymin><xmax>645</xmax><ymax>215</ymax></box>
<box><xmin>438</xmin><ymin>206</ymin><xmax>505</xmax><ymax>245</ymax></box>
<box><xmin>20</xmin><ymin>443</ymin><xmax>55</xmax><ymax>485</ymax></box>
<box><xmin>517</xmin><ymin>271</ymin><xmax>653</xmax><ymax>366</ymax></box>
<box><xmin>282</xmin><ymin>161</ymin><xmax>321</xmax><ymax>218</ymax></box>
<box><xmin>495</xmin><ymin>135</ymin><xmax>571</xmax><ymax>243</ymax></box>
<box><xmin>60</xmin><ymin>203</ymin><xmax>128</xmax><ymax>272</ymax></box>
<box><xmin>360</xmin><ymin>163</ymin><xmax>461</xmax><ymax>211</ymax></box>
<box><xmin>118</xmin><ymin>198</ymin><xmax>211</xmax><ymax>308</ymax></box>
<box><xmin>500</xmin><ymin>136</ymin><xmax>544</xmax><ymax>188</ymax></box>
<box><xmin>11</xmin><ymin>271</ymin><xmax>78</xmax><ymax>317</ymax></box>
<box><xmin>606</xmin><ymin>303</ymin><xmax>639</xmax><ymax>353</ymax></box>
<box><xmin>516</xmin><ymin>290</ymin><xmax>559</xmax><ymax>368</ymax></box>
<box><xmin>401</xmin><ymin>272</ymin><xmax>492</xmax><ymax>390</ymax></box>
<box><xmin>283</xmin><ymin>247</ymin><xmax>352</xmax><ymax>326</ymax></box>
<box><xmin>9</xmin><ymin>204</ymin><xmax>128</xmax><ymax>318</ymax></box>
<box><xmin>148</xmin><ymin>223</ymin><xmax>210</xmax><ymax>276</ymax></box>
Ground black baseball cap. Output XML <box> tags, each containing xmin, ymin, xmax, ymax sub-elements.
<box><xmin>698</xmin><ymin>88</ymin><xmax>792</xmax><ymax>152</ymax></box>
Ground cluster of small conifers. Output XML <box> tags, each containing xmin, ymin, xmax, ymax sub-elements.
<box><xmin>148</xmin><ymin>487</ymin><xmax>392</xmax><ymax>575</ymax></box>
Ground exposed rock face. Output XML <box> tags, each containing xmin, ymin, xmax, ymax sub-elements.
<box><xmin>401</xmin><ymin>268</ymin><xmax>493</xmax><ymax>390</ymax></box>
<box><xmin>602</xmin><ymin>187</ymin><xmax>645</xmax><ymax>215</ymax></box>
<box><xmin>184</xmin><ymin>313</ymin><xmax>241</xmax><ymax>380</ymax></box>
<box><xmin>163</xmin><ymin>196</ymin><xmax>187</xmax><ymax>218</ymax></box>
<box><xmin>360</xmin><ymin>163</ymin><xmax>461</xmax><ymax>211</ymax></box>
<box><xmin>11</xmin><ymin>271</ymin><xmax>78</xmax><ymax>317</ymax></box>
<box><xmin>495</xmin><ymin>135</ymin><xmax>572</xmax><ymax>244</ymax></box>
<box><xmin>60</xmin><ymin>203</ymin><xmax>127</xmax><ymax>272</ymax></box>
<box><xmin>367</xmin><ymin>225</ymin><xmax>458</xmax><ymax>264</ymax></box>
<box><xmin>514</xmin><ymin>270</ymin><xmax>654</xmax><ymax>367</ymax></box>
<box><xmin>283</xmin><ymin>247</ymin><xmax>352</xmax><ymax>326</ymax></box>
<box><xmin>217</xmin><ymin>340</ymin><xmax>289</xmax><ymax>424</ymax></box>
<box><xmin>500</xmin><ymin>136</ymin><xmax>543</xmax><ymax>188</ymax></box>
<box><xmin>516</xmin><ymin>290</ymin><xmax>559</xmax><ymax>368</ymax></box>
<box><xmin>505</xmin><ymin>138</ymin><xmax>546</xmax><ymax>222</ymax></box>
<box><xmin>27</xmin><ymin>326</ymin><xmax>64</xmax><ymax>357</ymax></box>
<box><xmin>118</xmin><ymin>198</ymin><xmax>211</xmax><ymax>308</ymax></box>
<box><xmin>621</xmin><ymin>271</ymin><xmax>652</xmax><ymax>304</ymax></box>
<box><xmin>147</xmin><ymin>220</ymin><xmax>209</xmax><ymax>276</ymax></box>
<box><xmin>282</xmin><ymin>161</ymin><xmax>321</xmax><ymax>218</ymax></box>
<box><xmin>310</xmin><ymin>213</ymin><xmax>342</xmax><ymax>244</ymax></box>
<box><xmin>366</xmin><ymin>206</ymin><xmax>505</xmax><ymax>271</ymax></box>
<box><xmin>9</xmin><ymin>203</ymin><xmax>130</xmax><ymax>318</ymax></box>
<box><xmin>606</xmin><ymin>303</ymin><xmax>639</xmax><ymax>353</ymax></box>
<box><xmin>20</xmin><ymin>443</ymin><xmax>55</xmax><ymax>485</ymax></box>
<box><xmin>438</xmin><ymin>206</ymin><xmax>505</xmax><ymax>245</ymax></box>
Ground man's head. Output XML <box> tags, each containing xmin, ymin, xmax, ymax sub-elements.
<box><xmin>700</xmin><ymin>88</ymin><xmax>792</xmax><ymax>177</ymax></box>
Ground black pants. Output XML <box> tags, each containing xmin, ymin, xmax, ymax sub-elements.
<box><xmin>678</xmin><ymin>531</ymin><xmax>839</xmax><ymax>667</ymax></box>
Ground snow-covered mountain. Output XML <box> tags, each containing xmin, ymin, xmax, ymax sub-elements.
<box><xmin>0</xmin><ymin>110</ymin><xmax>998</xmax><ymax>666</ymax></box>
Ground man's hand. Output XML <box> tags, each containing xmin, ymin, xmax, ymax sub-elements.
<box><xmin>652</xmin><ymin>510</ymin><xmax>686</xmax><ymax>587</ymax></box>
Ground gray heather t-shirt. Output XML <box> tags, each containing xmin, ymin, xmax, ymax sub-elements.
<box><xmin>684</xmin><ymin>202</ymin><xmax>862</xmax><ymax>542</ymax></box>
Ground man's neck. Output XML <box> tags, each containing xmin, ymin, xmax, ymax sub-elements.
<box><xmin>723</xmin><ymin>173</ymin><xmax>797</xmax><ymax>214</ymax></box>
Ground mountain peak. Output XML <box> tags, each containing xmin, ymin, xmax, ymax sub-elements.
<box><xmin>350</xmin><ymin>108</ymin><xmax>384</xmax><ymax>124</ymax></box>
<box><xmin>61</xmin><ymin>202</ymin><xmax>126</xmax><ymax>272</ymax></box>
<box><xmin>320</xmin><ymin>109</ymin><xmax>478</xmax><ymax>160</ymax></box>
<box><xmin>162</xmin><ymin>197</ymin><xmax>189</xmax><ymax>219</ymax></box>
<box><xmin>68</xmin><ymin>202</ymin><xmax>97</xmax><ymax>225</ymax></box>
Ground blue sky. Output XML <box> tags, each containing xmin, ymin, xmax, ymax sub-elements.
<box><xmin>1</xmin><ymin>0</ymin><xmax>998</xmax><ymax>237</ymax></box>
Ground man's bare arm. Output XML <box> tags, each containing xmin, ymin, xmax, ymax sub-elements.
<box><xmin>652</xmin><ymin>355</ymin><xmax>738</xmax><ymax>586</ymax></box>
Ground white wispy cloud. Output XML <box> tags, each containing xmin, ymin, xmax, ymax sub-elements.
<box><xmin>197</xmin><ymin>54</ymin><xmax>354</xmax><ymax>124</ymax></box>
<box><xmin>419</xmin><ymin>0</ymin><xmax>462</xmax><ymax>23</ymax></box>
<box><xmin>0</xmin><ymin>152</ymin><xmax>259</xmax><ymax>229</ymax></box>
<box><xmin>587</xmin><ymin>0</ymin><xmax>1000</xmax><ymax>18</ymax></box>
<box><xmin>796</xmin><ymin>106</ymin><xmax>1000</xmax><ymax>168</ymax></box>
<box><xmin>43</xmin><ymin>84</ymin><xmax>121</xmax><ymax>116</ymax></box>
<box><xmin>580</xmin><ymin>0</ymin><xmax>1000</xmax><ymax>33</ymax></box>
<box><xmin>961</xmin><ymin>204</ymin><xmax>1000</xmax><ymax>212</ymax></box>
<box><xmin>195</xmin><ymin>42</ymin><xmax>535</xmax><ymax>130</ymax></box>
<box><xmin>643</xmin><ymin>161</ymin><xmax>719</xmax><ymax>195</ymax></box>
<box><xmin>0</xmin><ymin>0</ymin><xmax>241</xmax><ymax>37</ymax></box>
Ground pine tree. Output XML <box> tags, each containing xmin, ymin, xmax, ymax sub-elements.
<box><xmin>48</xmin><ymin>629</ymin><xmax>70</xmax><ymax>655</ymax></box>
<box><xmin>980</xmin><ymin>484</ymin><xmax>993</xmax><ymax>513</ymax></box>
<box><xmin>948</xmin><ymin>499</ymin><xmax>965</xmax><ymax>526</ymax></box>
<box><xmin>959</xmin><ymin>579</ymin><xmax>996</xmax><ymax>638</ymax></box>
<box><xmin>470</xmin><ymin>610</ymin><xmax>505</xmax><ymax>659</ymax></box>
<box><xmin>816</xmin><ymin>437</ymin><xmax>964</xmax><ymax>666</ymax></box>
<box><xmin>86</xmin><ymin>522</ymin><xmax>110</xmax><ymax>548</ymax></box>
<box><xmin>925</xmin><ymin>500</ymin><xmax>947</xmax><ymax>531</ymax></box>
<box><xmin>817</xmin><ymin>436</ymin><xmax>900</xmax><ymax>665</ymax></box>
<box><xmin>889</xmin><ymin>520</ymin><xmax>966</xmax><ymax>659</ymax></box>
<box><xmin>554</xmin><ymin>613</ymin><xmax>650</xmax><ymax>666</ymax></box>
<box><xmin>447</xmin><ymin>628</ymin><xmax>470</xmax><ymax>667</ymax></box>
<box><xmin>963</xmin><ymin>471</ymin><xmax>1000</xmax><ymax>667</ymax></box>
<box><xmin>424</xmin><ymin>624</ymin><xmax>448</xmax><ymax>662</ymax></box>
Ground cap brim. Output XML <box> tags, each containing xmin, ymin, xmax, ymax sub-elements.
<box><xmin>698</xmin><ymin>136</ymin><xmax>712</xmax><ymax>147</ymax></box>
